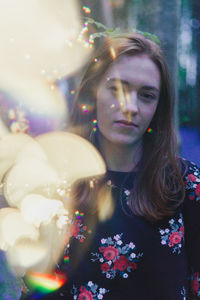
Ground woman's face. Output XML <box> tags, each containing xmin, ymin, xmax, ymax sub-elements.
<box><xmin>96</xmin><ymin>54</ymin><xmax>161</xmax><ymax>148</ymax></box>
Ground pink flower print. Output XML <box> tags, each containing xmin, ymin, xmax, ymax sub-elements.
<box><xmin>161</xmin><ymin>240</ymin><xmax>166</xmax><ymax>245</ymax></box>
<box><xmin>114</xmin><ymin>234</ymin><xmax>120</xmax><ymax>240</ymax></box>
<box><xmin>101</xmin><ymin>263</ymin><xmax>110</xmax><ymax>272</ymax></box>
<box><xmin>70</xmin><ymin>221</ymin><xmax>80</xmax><ymax>237</ymax></box>
<box><xmin>113</xmin><ymin>255</ymin><xmax>129</xmax><ymax>271</ymax></box>
<box><xmin>73</xmin><ymin>282</ymin><xmax>109</xmax><ymax>300</ymax></box>
<box><xmin>179</xmin><ymin>226</ymin><xmax>184</xmax><ymax>237</ymax></box>
<box><xmin>78</xmin><ymin>290</ymin><xmax>94</xmax><ymax>300</ymax></box>
<box><xmin>129</xmin><ymin>242</ymin><xmax>135</xmax><ymax>249</ymax></box>
<box><xmin>101</xmin><ymin>238</ymin><xmax>106</xmax><ymax>244</ymax></box>
<box><xmin>188</xmin><ymin>174</ymin><xmax>197</xmax><ymax>182</ymax></box>
<box><xmin>195</xmin><ymin>184</ymin><xmax>200</xmax><ymax>197</ymax></box>
<box><xmin>99</xmin><ymin>247</ymin><xmax>105</xmax><ymax>253</ymax></box>
<box><xmin>129</xmin><ymin>262</ymin><xmax>137</xmax><ymax>270</ymax></box>
<box><xmin>159</xmin><ymin>213</ymin><xmax>184</xmax><ymax>254</ymax></box>
<box><xmin>91</xmin><ymin>234</ymin><xmax>142</xmax><ymax>279</ymax></box>
<box><xmin>169</xmin><ymin>232</ymin><xmax>182</xmax><ymax>245</ymax></box>
<box><xmin>192</xmin><ymin>273</ymin><xmax>200</xmax><ymax>294</ymax></box>
<box><xmin>102</xmin><ymin>246</ymin><xmax>119</xmax><ymax>260</ymax></box>
<box><xmin>192</xmin><ymin>279</ymin><xmax>199</xmax><ymax>294</ymax></box>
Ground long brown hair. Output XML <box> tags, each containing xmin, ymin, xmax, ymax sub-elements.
<box><xmin>69</xmin><ymin>33</ymin><xmax>185</xmax><ymax>221</ymax></box>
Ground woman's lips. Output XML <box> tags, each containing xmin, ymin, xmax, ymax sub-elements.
<box><xmin>114</xmin><ymin>120</ymin><xmax>138</xmax><ymax>127</ymax></box>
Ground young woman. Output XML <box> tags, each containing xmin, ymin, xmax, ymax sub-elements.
<box><xmin>43</xmin><ymin>33</ymin><xmax>200</xmax><ymax>299</ymax></box>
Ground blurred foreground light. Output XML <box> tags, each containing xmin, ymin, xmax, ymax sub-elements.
<box><xmin>0</xmin><ymin>0</ymin><xmax>91</xmax><ymax>80</ymax></box>
<box><xmin>0</xmin><ymin>133</ymin><xmax>33</xmax><ymax>182</ymax></box>
<box><xmin>20</xmin><ymin>194</ymin><xmax>68</xmax><ymax>228</ymax></box>
<box><xmin>7</xmin><ymin>239</ymin><xmax>48</xmax><ymax>274</ymax></box>
<box><xmin>36</xmin><ymin>132</ymin><xmax>106</xmax><ymax>186</ymax></box>
<box><xmin>97</xmin><ymin>184</ymin><xmax>114</xmax><ymax>222</ymax></box>
<box><xmin>0</xmin><ymin>0</ymin><xmax>92</xmax><ymax>135</ymax></box>
<box><xmin>0</xmin><ymin>208</ymin><xmax>39</xmax><ymax>251</ymax></box>
<box><xmin>0</xmin><ymin>118</ymin><xmax>9</xmax><ymax>138</ymax></box>
<box><xmin>0</xmin><ymin>78</ymin><xmax>68</xmax><ymax>136</ymax></box>
<box><xmin>3</xmin><ymin>157</ymin><xmax>60</xmax><ymax>208</ymax></box>
<box><xmin>0</xmin><ymin>131</ymin><xmax>105</xmax><ymax>277</ymax></box>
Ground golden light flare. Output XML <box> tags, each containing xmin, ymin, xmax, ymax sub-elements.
<box><xmin>110</xmin><ymin>47</ymin><xmax>117</xmax><ymax>60</ymax></box>
<box><xmin>0</xmin><ymin>118</ymin><xmax>9</xmax><ymax>138</ymax></box>
<box><xmin>0</xmin><ymin>208</ymin><xmax>39</xmax><ymax>251</ymax></box>
<box><xmin>0</xmin><ymin>133</ymin><xmax>33</xmax><ymax>182</ymax></box>
<box><xmin>36</xmin><ymin>132</ymin><xmax>106</xmax><ymax>186</ymax></box>
<box><xmin>3</xmin><ymin>157</ymin><xmax>60</xmax><ymax>208</ymax></box>
<box><xmin>0</xmin><ymin>0</ymin><xmax>92</xmax><ymax>136</ymax></box>
<box><xmin>15</xmin><ymin>138</ymin><xmax>47</xmax><ymax>164</ymax></box>
<box><xmin>20</xmin><ymin>194</ymin><xmax>68</xmax><ymax>228</ymax></box>
<box><xmin>0</xmin><ymin>0</ymin><xmax>91</xmax><ymax>80</ymax></box>
<box><xmin>97</xmin><ymin>184</ymin><xmax>114</xmax><ymax>222</ymax></box>
<box><xmin>39</xmin><ymin>220</ymin><xmax>69</xmax><ymax>271</ymax></box>
<box><xmin>108</xmin><ymin>76</ymin><xmax>132</xmax><ymax>122</ymax></box>
<box><xmin>7</xmin><ymin>239</ymin><xmax>48</xmax><ymax>276</ymax></box>
<box><xmin>0</xmin><ymin>131</ymin><xmax>106</xmax><ymax>277</ymax></box>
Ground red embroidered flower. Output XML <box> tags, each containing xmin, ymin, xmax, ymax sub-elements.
<box><xmin>129</xmin><ymin>262</ymin><xmax>137</xmax><ymax>270</ymax></box>
<box><xmin>80</xmin><ymin>286</ymin><xmax>86</xmax><ymax>292</ymax></box>
<box><xmin>169</xmin><ymin>232</ymin><xmax>182</xmax><ymax>245</ymax></box>
<box><xmin>99</xmin><ymin>247</ymin><xmax>105</xmax><ymax>253</ymax></box>
<box><xmin>179</xmin><ymin>226</ymin><xmax>184</xmax><ymax>237</ymax></box>
<box><xmin>188</xmin><ymin>174</ymin><xmax>197</xmax><ymax>182</ymax></box>
<box><xmin>101</xmin><ymin>263</ymin><xmax>110</xmax><ymax>272</ymax></box>
<box><xmin>189</xmin><ymin>195</ymin><xmax>195</xmax><ymax>200</ymax></box>
<box><xmin>102</xmin><ymin>246</ymin><xmax>119</xmax><ymax>260</ymax></box>
<box><xmin>70</xmin><ymin>221</ymin><xmax>80</xmax><ymax>237</ymax></box>
<box><xmin>113</xmin><ymin>255</ymin><xmax>129</xmax><ymax>271</ymax></box>
<box><xmin>78</xmin><ymin>290</ymin><xmax>94</xmax><ymax>300</ymax></box>
<box><xmin>195</xmin><ymin>184</ymin><xmax>200</xmax><ymax>197</ymax></box>
<box><xmin>192</xmin><ymin>273</ymin><xmax>200</xmax><ymax>294</ymax></box>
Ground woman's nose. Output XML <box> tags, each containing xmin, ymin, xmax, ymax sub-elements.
<box><xmin>120</xmin><ymin>90</ymin><xmax>139</xmax><ymax>115</ymax></box>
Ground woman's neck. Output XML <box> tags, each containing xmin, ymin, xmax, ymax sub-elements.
<box><xmin>98</xmin><ymin>135</ymin><xmax>142</xmax><ymax>172</ymax></box>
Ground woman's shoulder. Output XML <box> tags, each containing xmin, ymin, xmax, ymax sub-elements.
<box><xmin>179</xmin><ymin>157</ymin><xmax>200</xmax><ymax>179</ymax></box>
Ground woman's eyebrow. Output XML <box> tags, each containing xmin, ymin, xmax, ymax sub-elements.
<box><xmin>107</xmin><ymin>78</ymin><xmax>130</xmax><ymax>86</ymax></box>
<box><xmin>107</xmin><ymin>78</ymin><xmax>159</xmax><ymax>93</ymax></box>
<box><xmin>141</xmin><ymin>86</ymin><xmax>160</xmax><ymax>93</ymax></box>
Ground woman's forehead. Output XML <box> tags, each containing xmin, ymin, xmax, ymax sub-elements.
<box><xmin>101</xmin><ymin>54</ymin><xmax>161</xmax><ymax>90</ymax></box>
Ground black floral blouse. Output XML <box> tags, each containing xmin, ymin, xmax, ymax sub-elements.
<box><xmin>30</xmin><ymin>159</ymin><xmax>200</xmax><ymax>300</ymax></box>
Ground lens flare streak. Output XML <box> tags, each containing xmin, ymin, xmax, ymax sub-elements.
<box><xmin>26</xmin><ymin>272</ymin><xmax>67</xmax><ymax>293</ymax></box>
<box><xmin>82</xmin><ymin>6</ymin><xmax>91</xmax><ymax>14</ymax></box>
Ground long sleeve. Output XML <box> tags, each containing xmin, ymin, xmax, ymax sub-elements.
<box><xmin>183</xmin><ymin>160</ymin><xmax>200</xmax><ymax>298</ymax></box>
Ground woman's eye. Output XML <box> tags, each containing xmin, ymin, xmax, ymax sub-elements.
<box><xmin>139</xmin><ymin>92</ymin><xmax>156</xmax><ymax>100</ymax></box>
<box><xmin>109</xmin><ymin>85</ymin><xmax>118</xmax><ymax>92</ymax></box>
<box><xmin>108</xmin><ymin>85</ymin><xmax>128</xmax><ymax>96</ymax></box>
